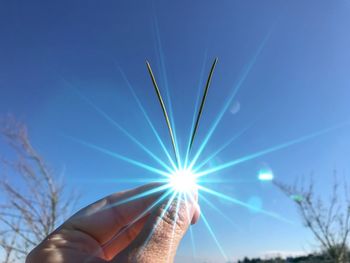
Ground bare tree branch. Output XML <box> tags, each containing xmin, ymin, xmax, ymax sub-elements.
<box><xmin>275</xmin><ymin>174</ymin><xmax>350</xmax><ymax>263</ymax></box>
<box><xmin>0</xmin><ymin>115</ymin><xmax>79</xmax><ymax>262</ymax></box>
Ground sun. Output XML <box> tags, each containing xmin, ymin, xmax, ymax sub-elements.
<box><xmin>169</xmin><ymin>168</ymin><xmax>198</xmax><ymax>193</ymax></box>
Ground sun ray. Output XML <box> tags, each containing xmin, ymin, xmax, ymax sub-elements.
<box><xmin>103</xmin><ymin>184</ymin><xmax>172</xmax><ymax>211</ymax></box>
<box><xmin>116</xmin><ymin>66</ymin><xmax>177</xmax><ymax>171</ymax></box>
<box><xmin>63</xmin><ymin>135</ymin><xmax>171</xmax><ymax>177</ymax></box>
<box><xmin>199</xmin><ymin>178</ymin><xmax>259</xmax><ymax>184</ymax></box>
<box><xmin>183</xmin><ymin>193</ymin><xmax>197</xmax><ymax>259</ymax></box>
<box><xmin>196</xmin><ymin>122</ymin><xmax>348</xmax><ymax>178</ymax></box>
<box><xmin>184</xmin><ymin>51</ymin><xmax>208</xmax><ymax>169</ymax></box>
<box><xmin>146</xmin><ymin>61</ymin><xmax>180</xmax><ymax>167</ymax></box>
<box><xmin>166</xmin><ymin>192</ymin><xmax>182</xmax><ymax>262</ymax></box>
<box><xmin>71</xmin><ymin>178</ymin><xmax>169</xmax><ymax>186</ymax></box>
<box><xmin>189</xmin><ymin>33</ymin><xmax>271</xmax><ymax>170</ymax></box>
<box><xmin>198</xmin><ymin>185</ymin><xmax>293</xmax><ymax>224</ymax></box>
<box><xmin>138</xmin><ymin>190</ymin><xmax>178</xmax><ymax>252</ymax></box>
<box><xmin>199</xmin><ymin>193</ymin><xmax>240</xmax><ymax>230</ymax></box>
<box><xmin>188</xmin><ymin>221</ymin><xmax>197</xmax><ymax>259</ymax></box>
<box><xmin>98</xmin><ymin>189</ymin><xmax>173</xmax><ymax>254</ymax></box>
<box><xmin>193</xmin><ymin>124</ymin><xmax>254</xmax><ymax>172</ymax></box>
<box><xmin>71</xmin><ymin>87</ymin><xmax>173</xmax><ymax>173</ymax></box>
<box><xmin>152</xmin><ymin>14</ymin><xmax>181</xmax><ymax>168</ymax></box>
<box><xmin>201</xmin><ymin>212</ymin><xmax>228</xmax><ymax>261</ymax></box>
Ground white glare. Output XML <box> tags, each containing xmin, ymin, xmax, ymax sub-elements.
<box><xmin>169</xmin><ymin>169</ymin><xmax>198</xmax><ymax>193</ymax></box>
<box><xmin>258</xmin><ymin>168</ymin><xmax>274</xmax><ymax>181</ymax></box>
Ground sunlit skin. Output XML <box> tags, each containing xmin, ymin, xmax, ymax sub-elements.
<box><xmin>26</xmin><ymin>183</ymin><xmax>200</xmax><ymax>263</ymax></box>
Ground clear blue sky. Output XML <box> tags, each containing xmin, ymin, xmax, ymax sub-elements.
<box><xmin>1</xmin><ymin>1</ymin><xmax>350</xmax><ymax>262</ymax></box>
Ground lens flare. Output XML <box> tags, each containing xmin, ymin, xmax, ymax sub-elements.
<box><xmin>258</xmin><ymin>168</ymin><xmax>274</xmax><ymax>181</ymax></box>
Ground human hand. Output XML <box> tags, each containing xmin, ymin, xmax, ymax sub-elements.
<box><xmin>26</xmin><ymin>183</ymin><xmax>200</xmax><ymax>263</ymax></box>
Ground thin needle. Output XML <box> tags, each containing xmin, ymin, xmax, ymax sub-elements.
<box><xmin>189</xmin><ymin>58</ymin><xmax>218</xmax><ymax>151</ymax></box>
<box><xmin>146</xmin><ymin>61</ymin><xmax>179</xmax><ymax>167</ymax></box>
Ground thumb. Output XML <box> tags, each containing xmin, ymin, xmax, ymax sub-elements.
<box><xmin>114</xmin><ymin>191</ymin><xmax>200</xmax><ymax>263</ymax></box>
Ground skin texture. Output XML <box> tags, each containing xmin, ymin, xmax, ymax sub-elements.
<box><xmin>26</xmin><ymin>183</ymin><xmax>200</xmax><ymax>263</ymax></box>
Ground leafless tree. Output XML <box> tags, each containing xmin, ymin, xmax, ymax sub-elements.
<box><xmin>0</xmin><ymin>116</ymin><xmax>79</xmax><ymax>263</ymax></box>
<box><xmin>275</xmin><ymin>173</ymin><xmax>350</xmax><ymax>263</ymax></box>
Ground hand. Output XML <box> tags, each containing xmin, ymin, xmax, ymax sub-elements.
<box><xmin>26</xmin><ymin>183</ymin><xmax>200</xmax><ymax>263</ymax></box>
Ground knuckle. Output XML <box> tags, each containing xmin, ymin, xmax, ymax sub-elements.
<box><xmin>156</xmin><ymin>199</ymin><xmax>189</xmax><ymax>231</ymax></box>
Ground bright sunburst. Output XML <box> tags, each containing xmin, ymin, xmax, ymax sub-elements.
<box><xmin>64</xmin><ymin>30</ymin><xmax>347</xmax><ymax>261</ymax></box>
<box><xmin>169</xmin><ymin>168</ymin><xmax>198</xmax><ymax>193</ymax></box>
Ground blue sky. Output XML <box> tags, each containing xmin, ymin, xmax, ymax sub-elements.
<box><xmin>1</xmin><ymin>0</ymin><xmax>350</xmax><ymax>261</ymax></box>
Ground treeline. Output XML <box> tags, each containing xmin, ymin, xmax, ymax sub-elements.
<box><xmin>237</xmin><ymin>253</ymin><xmax>335</xmax><ymax>263</ymax></box>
